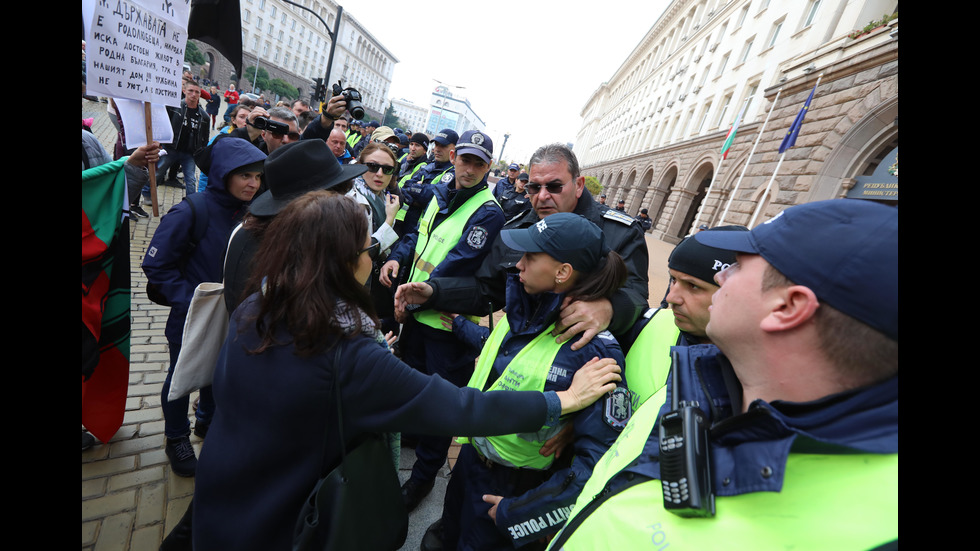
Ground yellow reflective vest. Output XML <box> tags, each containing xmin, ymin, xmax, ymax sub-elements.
<box><xmin>459</xmin><ymin>315</ymin><xmax>566</xmax><ymax>470</ymax></box>
<box><xmin>407</xmin><ymin>186</ymin><xmax>497</xmax><ymax>330</ymax></box>
<box><xmin>548</xmin><ymin>385</ymin><xmax>898</xmax><ymax>550</ymax></box>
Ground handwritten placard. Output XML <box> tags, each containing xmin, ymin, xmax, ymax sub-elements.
<box><xmin>85</xmin><ymin>0</ymin><xmax>191</xmax><ymax>107</ymax></box>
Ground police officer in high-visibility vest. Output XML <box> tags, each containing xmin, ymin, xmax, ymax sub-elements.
<box><xmin>619</xmin><ymin>224</ymin><xmax>747</xmax><ymax>409</ymax></box>
<box><xmin>395</xmin><ymin>129</ymin><xmax>459</xmax><ymax>239</ymax></box>
<box><xmin>379</xmin><ymin>130</ymin><xmax>505</xmax><ymax>513</ymax></box>
<box><xmin>427</xmin><ymin>213</ymin><xmax>633</xmax><ymax>551</ymax></box>
<box><xmin>345</xmin><ymin>119</ymin><xmax>364</xmax><ymax>150</ymax></box>
<box><xmin>352</xmin><ymin>119</ymin><xmax>380</xmax><ymax>159</ymax></box>
<box><xmin>398</xmin><ymin>132</ymin><xmax>431</xmax><ymax>187</ymax></box>
<box><xmin>547</xmin><ymin>199</ymin><xmax>898</xmax><ymax>551</ymax></box>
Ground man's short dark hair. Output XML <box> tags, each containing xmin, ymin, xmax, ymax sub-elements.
<box><xmin>762</xmin><ymin>264</ymin><xmax>897</xmax><ymax>385</ymax></box>
<box><xmin>528</xmin><ymin>143</ymin><xmax>580</xmax><ymax>180</ymax></box>
<box><xmin>267</xmin><ymin>106</ymin><xmax>298</xmax><ymax>125</ymax></box>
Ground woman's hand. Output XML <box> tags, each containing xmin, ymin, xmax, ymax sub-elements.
<box><xmin>556</xmin><ymin>357</ymin><xmax>621</xmax><ymax>414</ymax></box>
<box><xmin>394</xmin><ymin>282</ymin><xmax>433</xmax><ymax>309</ymax></box>
<box><xmin>384</xmin><ymin>331</ymin><xmax>398</xmax><ymax>351</ymax></box>
<box><xmin>383</xmin><ymin>193</ymin><xmax>401</xmax><ymax>227</ymax></box>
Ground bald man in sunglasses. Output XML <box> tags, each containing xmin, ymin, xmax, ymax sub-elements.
<box><xmin>396</xmin><ymin>142</ymin><xmax>649</xmax><ymax>351</ymax></box>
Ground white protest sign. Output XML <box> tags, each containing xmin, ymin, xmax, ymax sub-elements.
<box><xmin>113</xmin><ymin>98</ymin><xmax>174</xmax><ymax>149</ymax></box>
<box><xmin>85</xmin><ymin>0</ymin><xmax>192</xmax><ymax>107</ymax></box>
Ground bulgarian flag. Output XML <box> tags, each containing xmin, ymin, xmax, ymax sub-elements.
<box><xmin>720</xmin><ymin>100</ymin><xmax>749</xmax><ymax>160</ymax></box>
<box><xmin>82</xmin><ymin>158</ymin><xmax>131</xmax><ymax>443</ymax></box>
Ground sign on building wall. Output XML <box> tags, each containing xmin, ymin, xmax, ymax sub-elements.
<box><xmin>847</xmin><ymin>147</ymin><xmax>898</xmax><ymax>201</ymax></box>
<box><xmin>427</xmin><ymin>108</ymin><xmax>460</xmax><ymax>135</ymax></box>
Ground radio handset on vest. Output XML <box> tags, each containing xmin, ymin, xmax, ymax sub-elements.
<box><xmin>658</xmin><ymin>350</ymin><xmax>715</xmax><ymax>517</ymax></box>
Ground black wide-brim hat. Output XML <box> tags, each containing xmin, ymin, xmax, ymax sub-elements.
<box><xmin>248</xmin><ymin>140</ymin><xmax>368</xmax><ymax>217</ymax></box>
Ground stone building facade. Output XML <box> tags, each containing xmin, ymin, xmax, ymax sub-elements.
<box><xmin>577</xmin><ymin>0</ymin><xmax>898</xmax><ymax>243</ymax></box>
<box><xmin>187</xmin><ymin>0</ymin><xmax>395</xmax><ymax>122</ymax></box>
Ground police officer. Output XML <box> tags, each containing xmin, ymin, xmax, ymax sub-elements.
<box><xmin>379</xmin><ymin>130</ymin><xmax>504</xmax><ymax>512</ymax></box>
<box><xmin>346</xmin><ymin>119</ymin><xmax>364</xmax><ymax>150</ymax></box>
<box><xmin>636</xmin><ymin>207</ymin><xmax>653</xmax><ymax>232</ymax></box>
<box><xmin>493</xmin><ymin>162</ymin><xmax>521</xmax><ymax>199</ymax></box>
<box><xmin>351</xmin><ymin>119</ymin><xmax>381</xmax><ymax>158</ymax></box>
<box><xmin>433</xmin><ymin>213</ymin><xmax>633</xmax><ymax>550</ymax></box>
<box><xmin>396</xmin><ymin>143</ymin><xmax>650</xmax><ymax>351</ymax></box>
<box><xmin>498</xmin><ymin>171</ymin><xmax>530</xmax><ymax>221</ymax></box>
<box><xmin>619</xmin><ymin>225</ymin><xmax>747</xmax><ymax>408</ymax></box>
<box><xmin>394</xmin><ymin>128</ymin><xmax>459</xmax><ymax>238</ymax></box>
<box><xmin>547</xmin><ymin>199</ymin><xmax>898</xmax><ymax>550</ymax></box>
<box><xmin>397</xmin><ymin>132</ymin><xmax>431</xmax><ymax>187</ymax></box>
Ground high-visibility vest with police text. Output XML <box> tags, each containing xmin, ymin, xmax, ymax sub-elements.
<box><xmin>458</xmin><ymin>315</ymin><xmax>566</xmax><ymax>470</ymax></box>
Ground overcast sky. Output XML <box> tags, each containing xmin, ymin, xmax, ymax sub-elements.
<box><xmin>347</xmin><ymin>0</ymin><xmax>669</xmax><ymax>165</ymax></box>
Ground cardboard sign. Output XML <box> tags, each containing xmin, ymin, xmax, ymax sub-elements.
<box><xmin>84</xmin><ymin>0</ymin><xmax>191</xmax><ymax>107</ymax></box>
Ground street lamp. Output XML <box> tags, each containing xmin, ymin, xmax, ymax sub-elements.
<box><xmin>281</xmin><ymin>1</ymin><xmax>343</xmax><ymax>109</ymax></box>
<box><xmin>497</xmin><ymin>133</ymin><xmax>511</xmax><ymax>164</ymax></box>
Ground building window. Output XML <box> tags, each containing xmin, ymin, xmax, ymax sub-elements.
<box><xmin>738</xmin><ymin>37</ymin><xmax>754</xmax><ymax>64</ymax></box>
<box><xmin>803</xmin><ymin>0</ymin><xmax>821</xmax><ymax>28</ymax></box>
<box><xmin>697</xmin><ymin>101</ymin><xmax>712</xmax><ymax>134</ymax></box>
<box><xmin>767</xmin><ymin>18</ymin><xmax>784</xmax><ymax>49</ymax></box>
<box><xmin>716</xmin><ymin>52</ymin><xmax>729</xmax><ymax>77</ymax></box>
<box><xmin>736</xmin><ymin>5</ymin><xmax>749</xmax><ymax>28</ymax></box>
<box><xmin>715</xmin><ymin>93</ymin><xmax>732</xmax><ymax>128</ymax></box>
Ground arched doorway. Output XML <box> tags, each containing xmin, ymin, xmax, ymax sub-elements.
<box><xmin>675</xmin><ymin>164</ymin><xmax>714</xmax><ymax>239</ymax></box>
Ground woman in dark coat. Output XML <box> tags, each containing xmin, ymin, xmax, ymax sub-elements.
<box><xmin>191</xmin><ymin>192</ymin><xmax>622</xmax><ymax>550</ymax></box>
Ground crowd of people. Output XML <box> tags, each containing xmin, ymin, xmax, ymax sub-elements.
<box><xmin>82</xmin><ymin>74</ymin><xmax>898</xmax><ymax>551</ymax></box>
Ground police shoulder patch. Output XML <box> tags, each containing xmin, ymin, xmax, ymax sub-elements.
<box><xmin>466</xmin><ymin>226</ymin><xmax>489</xmax><ymax>249</ymax></box>
<box><xmin>602</xmin><ymin>208</ymin><xmax>637</xmax><ymax>226</ymax></box>
<box><xmin>603</xmin><ymin>387</ymin><xmax>633</xmax><ymax>430</ymax></box>
<box><xmin>441</xmin><ymin>172</ymin><xmax>455</xmax><ymax>184</ymax></box>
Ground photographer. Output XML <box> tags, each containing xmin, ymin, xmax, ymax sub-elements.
<box><xmin>227</xmin><ymin>106</ymin><xmax>300</xmax><ymax>155</ymax></box>
<box><xmin>301</xmin><ymin>82</ymin><xmax>364</xmax><ymax>143</ymax></box>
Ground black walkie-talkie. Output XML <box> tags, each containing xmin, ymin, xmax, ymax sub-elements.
<box><xmin>658</xmin><ymin>350</ymin><xmax>715</xmax><ymax>517</ymax></box>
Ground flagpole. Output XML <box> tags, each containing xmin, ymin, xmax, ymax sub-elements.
<box><xmin>720</xmin><ymin>88</ymin><xmax>781</xmax><ymax>225</ymax></box>
<box><xmin>689</xmin><ymin>97</ymin><xmax>750</xmax><ymax>234</ymax></box>
<box><xmin>750</xmin><ymin>154</ymin><xmax>783</xmax><ymax>227</ymax></box>
<box><xmin>750</xmin><ymin>74</ymin><xmax>822</xmax><ymax>227</ymax></box>
<box><xmin>689</xmin><ymin>155</ymin><xmax>725</xmax><ymax>236</ymax></box>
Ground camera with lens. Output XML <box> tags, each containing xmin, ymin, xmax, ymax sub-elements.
<box><xmin>250</xmin><ymin>116</ymin><xmax>290</xmax><ymax>134</ymax></box>
<box><xmin>331</xmin><ymin>80</ymin><xmax>365</xmax><ymax>120</ymax></box>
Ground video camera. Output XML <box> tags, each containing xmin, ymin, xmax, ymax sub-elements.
<box><xmin>250</xmin><ymin>116</ymin><xmax>290</xmax><ymax>134</ymax></box>
<box><xmin>331</xmin><ymin>80</ymin><xmax>365</xmax><ymax>120</ymax></box>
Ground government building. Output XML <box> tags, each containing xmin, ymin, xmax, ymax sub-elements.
<box><xmin>575</xmin><ymin>0</ymin><xmax>898</xmax><ymax>242</ymax></box>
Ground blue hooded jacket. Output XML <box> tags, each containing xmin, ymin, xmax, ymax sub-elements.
<box><xmin>142</xmin><ymin>138</ymin><xmax>266</xmax><ymax>342</ymax></box>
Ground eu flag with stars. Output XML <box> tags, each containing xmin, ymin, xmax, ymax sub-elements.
<box><xmin>778</xmin><ymin>83</ymin><xmax>818</xmax><ymax>154</ymax></box>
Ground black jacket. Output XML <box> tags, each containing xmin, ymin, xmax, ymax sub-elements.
<box><xmin>425</xmin><ymin>188</ymin><xmax>649</xmax><ymax>337</ymax></box>
<box><xmin>164</xmin><ymin>101</ymin><xmax>210</xmax><ymax>154</ymax></box>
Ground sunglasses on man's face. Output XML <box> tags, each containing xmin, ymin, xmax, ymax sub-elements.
<box><xmin>271</xmin><ymin>131</ymin><xmax>301</xmax><ymax>141</ymax></box>
<box><xmin>525</xmin><ymin>182</ymin><xmax>566</xmax><ymax>195</ymax></box>
<box><xmin>364</xmin><ymin>162</ymin><xmax>396</xmax><ymax>175</ymax></box>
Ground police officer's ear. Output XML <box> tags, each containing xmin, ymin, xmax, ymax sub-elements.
<box><xmin>760</xmin><ymin>284</ymin><xmax>820</xmax><ymax>334</ymax></box>
<box><xmin>573</xmin><ymin>176</ymin><xmax>586</xmax><ymax>198</ymax></box>
<box><xmin>555</xmin><ymin>262</ymin><xmax>574</xmax><ymax>285</ymax></box>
